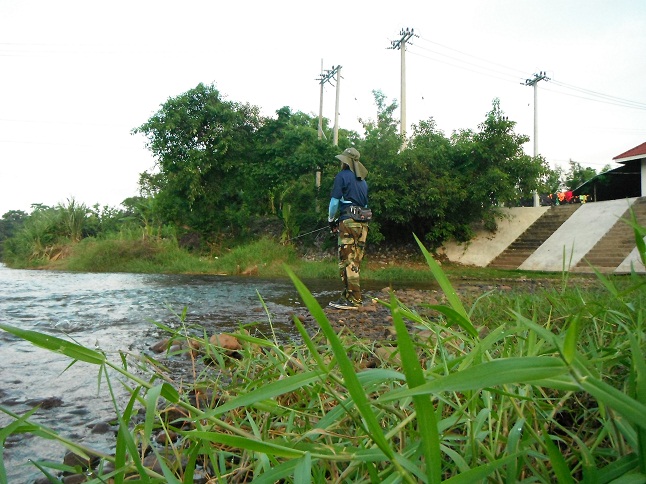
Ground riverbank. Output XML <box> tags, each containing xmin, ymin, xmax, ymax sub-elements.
<box><xmin>7</xmin><ymin>233</ymin><xmax>592</xmax><ymax>285</ymax></box>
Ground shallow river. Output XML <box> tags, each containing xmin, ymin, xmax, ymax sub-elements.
<box><xmin>0</xmin><ymin>263</ymin><xmax>372</xmax><ymax>482</ymax></box>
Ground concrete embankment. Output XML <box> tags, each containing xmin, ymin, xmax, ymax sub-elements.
<box><xmin>440</xmin><ymin>197</ymin><xmax>646</xmax><ymax>273</ymax></box>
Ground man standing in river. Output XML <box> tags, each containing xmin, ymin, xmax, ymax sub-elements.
<box><xmin>327</xmin><ymin>147</ymin><xmax>371</xmax><ymax>310</ymax></box>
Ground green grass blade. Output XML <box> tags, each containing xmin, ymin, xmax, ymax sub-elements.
<box><xmin>0</xmin><ymin>405</ymin><xmax>112</xmax><ymax>473</ymax></box>
<box><xmin>183</xmin><ymin>431</ymin><xmax>306</xmax><ymax>458</ymax></box>
<box><xmin>413</xmin><ymin>234</ymin><xmax>473</xmax><ymax>331</ymax></box>
<box><xmin>505</xmin><ymin>418</ymin><xmax>524</xmax><ymax>484</ymax></box>
<box><xmin>284</xmin><ymin>267</ymin><xmax>399</xmax><ymax>465</ymax></box>
<box><xmin>149</xmin><ymin>447</ymin><xmax>183</xmax><ymax>484</ymax></box>
<box><xmin>294</xmin><ymin>452</ymin><xmax>312</xmax><ymax>484</ymax></box>
<box><xmin>593</xmin><ymin>453</ymin><xmax>641</xmax><ymax>483</ymax></box>
<box><xmin>443</xmin><ymin>453</ymin><xmax>525</xmax><ymax>483</ymax></box>
<box><xmin>159</xmin><ymin>382</ymin><xmax>179</xmax><ymax>404</ymax></box>
<box><xmin>114</xmin><ymin>389</ymin><xmax>150</xmax><ymax>483</ymax></box>
<box><xmin>562</xmin><ymin>315</ymin><xmax>580</xmax><ymax>364</ymax></box>
<box><xmin>379</xmin><ymin>357</ymin><xmax>568</xmax><ymax>402</ymax></box>
<box><xmin>524</xmin><ymin>375</ymin><xmax>581</xmax><ymax>392</ymax></box>
<box><xmin>0</xmin><ymin>407</ymin><xmax>40</xmax><ymax>481</ymax></box>
<box><xmin>144</xmin><ymin>384</ymin><xmax>164</xmax><ymax>444</ymax></box>
<box><xmin>577</xmin><ymin>376</ymin><xmax>646</xmax><ymax>431</ymax></box>
<box><xmin>203</xmin><ymin>370</ymin><xmax>325</xmax><ymax>417</ymax></box>
<box><xmin>425</xmin><ymin>304</ymin><xmax>479</xmax><ymax>338</ymax></box>
<box><xmin>390</xmin><ymin>292</ymin><xmax>441</xmax><ymax>484</ymax></box>
<box><xmin>630</xmin><ymin>336</ymin><xmax>646</xmax><ymax>472</ymax></box>
<box><xmin>252</xmin><ymin>458</ymin><xmax>300</xmax><ymax>484</ymax></box>
<box><xmin>543</xmin><ymin>431</ymin><xmax>575</xmax><ymax>483</ymax></box>
<box><xmin>292</xmin><ymin>314</ymin><xmax>332</xmax><ymax>371</ymax></box>
<box><xmin>0</xmin><ymin>323</ymin><xmax>105</xmax><ymax>365</ymax></box>
<box><xmin>25</xmin><ymin>460</ymin><xmax>62</xmax><ymax>482</ymax></box>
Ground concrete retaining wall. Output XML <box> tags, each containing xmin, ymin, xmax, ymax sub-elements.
<box><xmin>440</xmin><ymin>198</ymin><xmax>645</xmax><ymax>273</ymax></box>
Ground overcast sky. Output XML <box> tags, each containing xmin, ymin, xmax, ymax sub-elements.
<box><xmin>1</xmin><ymin>0</ymin><xmax>645</xmax><ymax>216</ymax></box>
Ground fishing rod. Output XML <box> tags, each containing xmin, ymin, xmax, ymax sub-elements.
<box><xmin>284</xmin><ymin>226</ymin><xmax>329</xmax><ymax>243</ymax></box>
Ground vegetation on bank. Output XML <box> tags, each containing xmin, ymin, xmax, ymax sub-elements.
<box><xmin>0</xmin><ymin>83</ymin><xmax>609</xmax><ymax>268</ymax></box>
<box><xmin>0</xmin><ymin>226</ymin><xmax>585</xmax><ymax>287</ymax></box>
<box><xmin>1</xmin><ymin>235</ymin><xmax>645</xmax><ymax>483</ymax></box>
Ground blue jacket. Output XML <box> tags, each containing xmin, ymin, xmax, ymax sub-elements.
<box><xmin>328</xmin><ymin>167</ymin><xmax>368</xmax><ymax>221</ymax></box>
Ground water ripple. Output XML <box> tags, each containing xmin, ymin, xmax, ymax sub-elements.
<box><xmin>0</xmin><ymin>263</ymin><xmax>352</xmax><ymax>482</ymax></box>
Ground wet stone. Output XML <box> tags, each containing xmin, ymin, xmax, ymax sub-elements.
<box><xmin>89</xmin><ymin>421</ymin><xmax>113</xmax><ymax>434</ymax></box>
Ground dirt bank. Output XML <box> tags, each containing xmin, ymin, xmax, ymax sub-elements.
<box><xmin>293</xmin><ymin>277</ymin><xmax>563</xmax><ymax>341</ymax></box>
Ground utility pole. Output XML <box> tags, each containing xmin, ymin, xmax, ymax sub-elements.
<box><xmin>317</xmin><ymin>59</ymin><xmax>325</xmax><ymax>141</ymax></box>
<box><xmin>316</xmin><ymin>61</ymin><xmax>335</xmax><ymax>141</ymax></box>
<box><xmin>314</xmin><ymin>63</ymin><xmax>341</xmax><ymax>210</ymax></box>
<box><xmin>333</xmin><ymin>65</ymin><xmax>341</xmax><ymax>146</ymax></box>
<box><xmin>316</xmin><ymin>64</ymin><xmax>341</xmax><ymax>142</ymax></box>
<box><xmin>524</xmin><ymin>71</ymin><xmax>549</xmax><ymax>207</ymax></box>
<box><xmin>315</xmin><ymin>63</ymin><xmax>337</xmax><ymax>188</ymax></box>
<box><xmin>389</xmin><ymin>27</ymin><xmax>417</xmax><ymax>149</ymax></box>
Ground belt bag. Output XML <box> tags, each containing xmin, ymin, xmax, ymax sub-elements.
<box><xmin>348</xmin><ymin>205</ymin><xmax>372</xmax><ymax>222</ymax></box>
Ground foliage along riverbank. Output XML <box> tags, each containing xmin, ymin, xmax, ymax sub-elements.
<box><xmin>3</xmin><ymin>231</ymin><xmax>590</xmax><ymax>288</ymax></box>
<box><xmin>1</xmin><ymin>235</ymin><xmax>645</xmax><ymax>482</ymax></box>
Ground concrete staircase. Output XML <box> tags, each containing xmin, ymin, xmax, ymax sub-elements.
<box><xmin>573</xmin><ymin>197</ymin><xmax>646</xmax><ymax>272</ymax></box>
<box><xmin>488</xmin><ymin>204</ymin><xmax>580</xmax><ymax>269</ymax></box>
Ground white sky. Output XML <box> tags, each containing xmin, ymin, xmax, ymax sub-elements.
<box><xmin>1</xmin><ymin>0</ymin><xmax>645</xmax><ymax>216</ymax></box>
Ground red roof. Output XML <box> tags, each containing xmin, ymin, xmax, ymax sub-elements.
<box><xmin>613</xmin><ymin>141</ymin><xmax>646</xmax><ymax>161</ymax></box>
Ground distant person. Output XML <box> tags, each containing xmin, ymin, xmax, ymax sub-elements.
<box><xmin>327</xmin><ymin>147</ymin><xmax>371</xmax><ymax>310</ymax></box>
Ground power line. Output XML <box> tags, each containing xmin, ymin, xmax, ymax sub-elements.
<box><xmin>0</xmin><ymin>117</ymin><xmax>129</xmax><ymax>128</ymax></box>
<box><xmin>410</xmin><ymin>36</ymin><xmax>646</xmax><ymax>113</ymax></box>
<box><xmin>551</xmin><ymin>79</ymin><xmax>646</xmax><ymax>107</ymax></box>
<box><xmin>408</xmin><ymin>46</ymin><xmax>524</xmax><ymax>85</ymax></box>
<box><xmin>546</xmin><ymin>80</ymin><xmax>646</xmax><ymax>111</ymax></box>
<box><xmin>416</xmin><ymin>35</ymin><xmax>528</xmax><ymax>78</ymax></box>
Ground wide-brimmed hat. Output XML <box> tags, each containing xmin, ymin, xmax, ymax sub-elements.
<box><xmin>335</xmin><ymin>147</ymin><xmax>368</xmax><ymax>179</ymax></box>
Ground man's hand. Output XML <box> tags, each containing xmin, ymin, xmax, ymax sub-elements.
<box><xmin>328</xmin><ymin>219</ymin><xmax>339</xmax><ymax>235</ymax></box>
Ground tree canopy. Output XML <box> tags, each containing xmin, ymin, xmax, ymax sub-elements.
<box><xmin>1</xmin><ymin>83</ymin><xmax>557</xmax><ymax>261</ymax></box>
<box><xmin>131</xmin><ymin>84</ymin><xmax>549</xmax><ymax>249</ymax></box>
<box><xmin>359</xmin><ymin>94</ymin><xmax>547</xmax><ymax>246</ymax></box>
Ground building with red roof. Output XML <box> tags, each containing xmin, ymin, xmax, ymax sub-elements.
<box><xmin>573</xmin><ymin>141</ymin><xmax>646</xmax><ymax>201</ymax></box>
<box><xmin>612</xmin><ymin>141</ymin><xmax>646</xmax><ymax>163</ymax></box>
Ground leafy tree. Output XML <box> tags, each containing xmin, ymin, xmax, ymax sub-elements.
<box><xmin>0</xmin><ymin>210</ymin><xmax>29</xmax><ymax>260</ymax></box>
<box><xmin>3</xmin><ymin>206</ymin><xmax>59</xmax><ymax>263</ymax></box>
<box><xmin>133</xmin><ymin>83</ymin><xmax>262</xmax><ymax>236</ymax></box>
<box><xmin>369</xmin><ymin>118</ymin><xmax>456</xmax><ymax>245</ymax></box>
<box><xmin>564</xmin><ymin>159</ymin><xmax>597</xmax><ymax>191</ymax></box>
<box><xmin>121</xmin><ymin>196</ymin><xmax>166</xmax><ymax>239</ymax></box>
<box><xmin>539</xmin><ymin>165</ymin><xmax>565</xmax><ymax>196</ymax></box>
<box><xmin>354</xmin><ymin>91</ymin><xmax>404</xmax><ymax>244</ymax></box>
<box><xmin>83</xmin><ymin>203</ymin><xmax>132</xmax><ymax>238</ymax></box>
<box><xmin>366</xmin><ymin>97</ymin><xmax>546</xmax><ymax>248</ymax></box>
<box><xmin>358</xmin><ymin>90</ymin><xmax>402</xmax><ymax>164</ymax></box>
<box><xmin>251</xmin><ymin>107</ymin><xmax>335</xmax><ymax>218</ymax></box>
<box><xmin>452</xmin><ymin>99</ymin><xmax>547</xmax><ymax>210</ymax></box>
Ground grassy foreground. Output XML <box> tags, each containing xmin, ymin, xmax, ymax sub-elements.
<box><xmin>1</xmin><ymin>230</ymin><xmax>646</xmax><ymax>482</ymax></box>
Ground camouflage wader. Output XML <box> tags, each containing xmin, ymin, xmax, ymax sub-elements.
<box><xmin>337</xmin><ymin>219</ymin><xmax>369</xmax><ymax>303</ymax></box>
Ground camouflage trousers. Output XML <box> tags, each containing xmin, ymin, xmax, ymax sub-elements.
<box><xmin>337</xmin><ymin>219</ymin><xmax>369</xmax><ymax>303</ymax></box>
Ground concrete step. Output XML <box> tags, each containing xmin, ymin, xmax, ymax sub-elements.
<box><xmin>488</xmin><ymin>205</ymin><xmax>581</xmax><ymax>269</ymax></box>
<box><xmin>574</xmin><ymin>197</ymin><xmax>646</xmax><ymax>270</ymax></box>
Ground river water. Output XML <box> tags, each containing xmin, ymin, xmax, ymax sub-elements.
<box><xmin>0</xmin><ymin>263</ymin><xmax>356</xmax><ymax>483</ymax></box>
